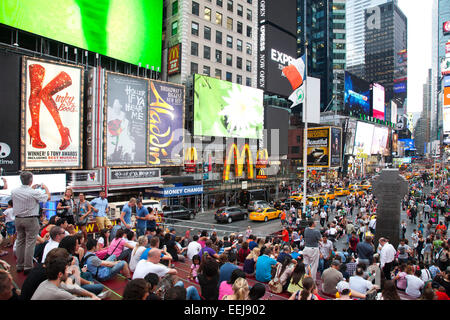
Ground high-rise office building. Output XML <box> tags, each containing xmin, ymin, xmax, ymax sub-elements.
<box><xmin>364</xmin><ymin>1</ymin><xmax>407</xmax><ymax>105</ymax></box>
<box><xmin>297</xmin><ymin>0</ymin><xmax>346</xmax><ymax>112</ymax></box>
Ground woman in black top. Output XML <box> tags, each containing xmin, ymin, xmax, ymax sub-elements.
<box><xmin>57</xmin><ymin>188</ymin><xmax>75</xmax><ymax>225</ymax></box>
<box><xmin>197</xmin><ymin>256</ymin><xmax>220</xmax><ymax>300</ymax></box>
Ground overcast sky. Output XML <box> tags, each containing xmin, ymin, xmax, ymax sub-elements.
<box><xmin>397</xmin><ymin>0</ymin><xmax>433</xmax><ymax>114</ymax></box>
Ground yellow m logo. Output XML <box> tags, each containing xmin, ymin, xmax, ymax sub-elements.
<box><xmin>185</xmin><ymin>147</ymin><xmax>198</xmax><ymax>163</ymax></box>
<box><xmin>223</xmin><ymin>143</ymin><xmax>254</xmax><ymax>181</ymax></box>
<box><xmin>256</xmin><ymin>149</ymin><xmax>269</xmax><ymax>168</ymax></box>
<box><xmin>169</xmin><ymin>45</ymin><xmax>180</xmax><ymax>61</ymax></box>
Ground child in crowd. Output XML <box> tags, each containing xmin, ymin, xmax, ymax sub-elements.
<box><xmin>189</xmin><ymin>254</ymin><xmax>200</xmax><ymax>283</ymax></box>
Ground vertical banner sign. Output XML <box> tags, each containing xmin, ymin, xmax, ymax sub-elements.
<box><xmin>105</xmin><ymin>72</ymin><xmax>148</xmax><ymax>167</ymax></box>
<box><xmin>167</xmin><ymin>44</ymin><xmax>181</xmax><ymax>75</ymax></box>
<box><xmin>148</xmin><ymin>80</ymin><xmax>185</xmax><ymax>166</ymax></box>
<box><xmin>307</xmin><ymin>128</ymin><xmax>330</xmax><ymax>168</ymax></box>
<box><xmin>22</xmin><ymin>57</ymin><xmax>83</xmax><ymax>169</ymax></box>
<box><xmin>330</xmin><ymin>127</ymin><xmax>342</xmax><ymax>167</ymax></box>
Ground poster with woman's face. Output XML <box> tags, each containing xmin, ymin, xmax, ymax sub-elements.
<box><xmin>105</xmin><ymin>72</ymin><xmax>149</xmax><ymax>167</ymax></box>
<box><xmin>22</xmin><ymin>57</ymin><xmax>83</xmax><ymax>169</ymax></box>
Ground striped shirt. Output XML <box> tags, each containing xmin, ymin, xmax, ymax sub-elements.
<box><xmin>11</xmin><ymin>185</ymin><xmax>49</xmax><ymax>218</ymax></box>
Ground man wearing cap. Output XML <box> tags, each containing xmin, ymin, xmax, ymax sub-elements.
<box><xmin>302</xmin><ymin>219</ymin><xmax>322</xmax><ymax>281</ymax></box>
<box><xmin>379</xmin><ymin>237</ymin><xmax>396</xmax><ymax>280</ymax></box>
<box><xmin>321</xmin><ymin>260</ymin><xmax>344</xmax><ymax>297</ymax></box>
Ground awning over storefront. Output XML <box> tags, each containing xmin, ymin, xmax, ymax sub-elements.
<box><xmin>148</xmin><ymin>185</ymin><xmax>204</xmax><ymax>198</ymax></box>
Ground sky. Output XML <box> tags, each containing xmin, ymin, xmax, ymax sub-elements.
<box><xmin>397</xmin><ymin>0</ymin><xmax>433</xmax><ymax>114</ymax></box>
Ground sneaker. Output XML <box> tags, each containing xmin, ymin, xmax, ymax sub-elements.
<box><xmin>98</xmin><ymin>290</ymin><xmax>111</xmax><ymax>300</ymax></box>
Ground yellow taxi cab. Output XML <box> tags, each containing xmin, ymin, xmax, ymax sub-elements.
<box><xmin>249</xmin><ymin>207</ymin><xmax>282</xmax><ymax>222</ymax></box>
<box><xmin>306</xmin><ymin>196</ymin><xmax>320</xmax><ymax>207</ymax></box>
<box><xmin>317</xmin><ymin>191</ymin><xmax>335</xmax><ymax>201</ymax></box>
<box><xmin>290</xmin><ymin>192</ymin><xmax>303</xmax><ymax>201</ymax></box>
<box><xmin>351</xmin><ymin>188</ymin><xmax>366</xmax><ymax>196</ymax></box>
<box><xmin>334</xmin><ymin>187</ymin><xmax>350</xmax><ymax>196</ymax></box>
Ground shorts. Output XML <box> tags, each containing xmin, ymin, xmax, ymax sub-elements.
<box><xmin>95</xmin><ymin>216</ymin><xmax>112</xmax><ymax>230</ymax></box>
<box><xmin>6</xmin><ymin>222</ymin><xmax>15</xmax><ymax>236</ymax></box>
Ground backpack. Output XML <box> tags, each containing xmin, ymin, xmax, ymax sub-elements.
<box><xmin>81</xmin><ymin>253</ymin><xmax>100</xmax><ymax>278</ymax></box>
<box><xmin>435</xmin><ymin>248</ymin><xmax>443</xmax><ymax>261</ymax></box>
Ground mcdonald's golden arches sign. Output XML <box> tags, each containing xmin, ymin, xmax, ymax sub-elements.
<box><xmin>168</xmin><ymin>44</ymin><xmax>181</xmax><ymax>75</ymax></box>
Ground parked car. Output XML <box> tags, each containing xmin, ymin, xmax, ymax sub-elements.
<box><xmin>214</xmin><ymin>206</ymin><xmax>248</xmax><ymax>223</ymax></box>
<box><xmin>162</xmin><ymin>205</ymin><xmax>196</xmax><ymax>221</ymax></box>
<box><xmin>247</xmin><ymin>200</ymin><xmax>270</xmax><ymax>212</ymax></box>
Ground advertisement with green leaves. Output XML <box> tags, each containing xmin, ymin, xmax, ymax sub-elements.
<box><xmin>0</xmin><ymin>0</ymin><xmax>162</xmax><ymax>69</ymax></box>
<box><xmin>193</xmin><ymin>74</ymin><xmax>264</xmax><ymax>139</ymax></box>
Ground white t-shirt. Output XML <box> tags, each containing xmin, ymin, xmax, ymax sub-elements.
<box><xmin>126</xmin><ymin>240</ymin><xmax>137</xmax><ymax>249</ymax></box>
<box><xmin>349</xmin><ymin>275</ymin><xmax>373</xmax><ymax>294</ymax></box>
<box><xmin>129</xmin><ymin>246</ymin><xmax>147</xmax><ymax>272</ymax></box>
<box><xmin>3</xmin><ymin>208</ymin><xmax>14</xmax><ymax>223</ymax></box>
<box><xmin>187</xmin><ymin>241</ymin><xmax>202</xmax><ymax>260</ymax></box>
<box><xmin>405</xmin><ymin>275</ymin><xmax>424</xmax><ymax>298</ymax></box>
<box><xmin>132</xmin><ymin>260</ymin><xmax>170</xmax><ymax>279</ymax></box>
<box><xmin>41</xmin><ymin>239</ymin><xmax>60</xmax><ymax>263</ymax></box>
<box><xmin>320</xmin><ymin>211</ymin><xmax>327</xmax><ymax>219</ymax></box>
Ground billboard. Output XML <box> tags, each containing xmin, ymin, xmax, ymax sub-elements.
<box><xmin>353</xmin><ymin>122</ymin><xmax>374</xmax><ymax>156</ymax></box>
<box><xmin>307</xmin><ymin>127</ymin><xmax>330</xmax><ymax>168</ymax></box>
<box><xmin>393</xmin><ymin>82</ymin><xmax>407</xmax><ymax>93</ymax></box>
<box><xmin>0</xmin><ymin>53</ymin><xmax>21</xmax><ymax>172</ymax></box>
<box><xmin>444</xmin><ymin>21</ymin><xmax>450</xmax><ymax>35</ymax></box>
<box><xmin>394</xmin><ymin>50</ymin><xmax>407</xmax><ymax>83</ymax></box>
<box><xmin>392</xmin><ymin>133</ymin><xmax>398</xmax><ymax>153</ymax></box>
<box><xmin>391</xmin><ymin>100</ymin><xmax>398</xmax><ymax>124</ymax></box>
<box><xmin>105</xmin><ymin>72</ymin><xmax>148</xmax><ymax>167</ymax></box>
<box><xmin>445</xmin><ymin>87</ymin><xmax>450</xmax><ymax>106</ymax></box>
<box><xmin>330</xmin><ymin>127</ymin><xmax>342</xmax><ymax>167</ymax></box>
<box><xmin>371</xmin><ymin>126</ymin><xmax>389</xmax><ymax>155</ymax></box>
<box><xmin>194</xmin><ymin>74</ymin><xmax>264</xmax><ymax>139</ymax></box>
<box><xmin>258</xmin><ymin>0</ymin><xmax>297</xmax><ymax>36</ymax></box>
<box><xmin>399</xmin><ymin>139</ymin><xmax>415</xmax><ymax>151</ymax></box>
<box><xmin>0</xmin><ymin>0</ymin><xmax>163</xmax><ymax>69</ymax></box>
<box><xmin>344</xmin><ymin>71</ymin><xmax>371</xmax><ymax>117</ymax></box>
<box><xmin>264</xmin><ymin>106</ymin><xmax>290</xmax><ymax>156</ymax></box>
<box><xmin>167</xmin><ymin>44</ymin><xmax>181</xmax><ymax>75</ymax></box>
<box><xmin>442</xmin><ymin>57</ymin><xmax>450</xmax><ymax>76</ymax></box>
<box><xmin>443</xmin><ymin>105</ymin><xmax>450</xmax><ymax>135</ymax></box>
<box><xmin>344</xmin><ymin>120</ymin><xmax>357</xmax><ymax>155</ymax></box>
<box><xmin>372</xmin><ymin>83</ymin><xmax>385</xmax><ymax>120</ymax></box>
<box><xmin>148</xmin><ymin>80</ymin><xmax>184</xmax><ymax>166</ymax></box>
<box><xmin>444</xmin><ymin>76</ymin><xmax>450</xmax><ymax>88</ymax></box>
<box><xmin>21</xmin><ymin>57</ymin><xmax>83</xmax><ymax>170</ymax></box>
<box><xmin>258</xmin><ymin>24</ymin><xmax>298</xmax><ymax>97</ymax></box>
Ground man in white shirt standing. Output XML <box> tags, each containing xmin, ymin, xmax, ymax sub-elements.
<box><xmin>379</xmin><ymin>237</ymin><xmax>396</xmax><ymax>280</ymax></box>
<box><xmin>186</xmin><ymin>235</ymin><xmax>202</xmax><ymax>261</ymax></box>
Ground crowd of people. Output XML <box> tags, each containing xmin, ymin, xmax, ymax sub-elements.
<box><xmin>0</xmin><ymin>170</ymin><xmax>449</xmax><ymax>301</ymax></box>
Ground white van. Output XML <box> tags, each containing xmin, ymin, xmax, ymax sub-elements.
<box><xmin>107</xmin><ymin>199</ymin><xmax>162</xmax><ymax>220</ymax></box>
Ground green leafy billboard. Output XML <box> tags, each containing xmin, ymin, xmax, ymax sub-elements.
<box><xmin>193</xmin><ymin>74</ymin><xmax>264</xmax><ymax>139</ymax></box>
<box><xmin>0</xmin><ymin>0</ymin><xmax>162</xmax><ymax>69</ymax></box>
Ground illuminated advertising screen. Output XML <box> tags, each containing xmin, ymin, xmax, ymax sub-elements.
<box><xmin>399</xmin><ymin>139</ymin><xmax>415</xmax><ymax>151</ymax></box>
<box><xmin>442</xmin><ymin>57</ymin><xmax>450</xmax><ymax>76</ymax></box>
<box><xmin>444</xmin><ymin>76</ymin><xmax>450</xmax><ymax>88</ymax></box>
<box><xmin>307</xmin><ymin>127</ymin><xmax>330</xmax><ymax>168</ymax></box>
<box><xmin>330</xmin><ymin>127</ymin><xmax>342</xmax><ymax>167</ymax></box>
<box><xmin>391</xmin><ymin>100</ymin><xmax>398</xmax><ymax>124</ymax></box>
<box><xmin>372</xmin><ymin>83</ymin><xmax>385</xmax><ymax>120</ymax></box>
<box><xmin>344</xmin><ymin>120</ymin><xmax>357</xmax><ymax>155</ymax></box>
<box><xmin>344</xmin><ymin>71</ymin><xmax>371</xmax><ymax>117</ymax></box>
<box><xmin>0</xmin><ymin>0</ymin><xmax>162</xmax><ymax>69</ymax></box>
<box><xmin>194</xmin><ymin>74</ymin><xmax>264</xmax><ymax>139</ymax></box>
<box><xmin>394</xmin><ymin>82</ymin><xmax>407</xmax><ymax>93</ymax></box>
<box><xmin>371</xmin><ymin>126</ymin><xmax>389</xmax><ymax>155</ymax></box>
<box><xmin>444</xmin><ymin>21</ymin><xmax>450</xmax><ymax>35</ymax></box>
<box><xmin>22</xmin><ymin>57</ymin><xmax>84</xmax><ymax>170</ymax></box>
<box><xmin>353</xmin><ymin>122</ymin><xmax>374</xmax><ymax>156</ymax></box>
<box><xmin>443</xmin><ymin>105</ymin><xmax>450</xmax><ymax>135</ymax></box>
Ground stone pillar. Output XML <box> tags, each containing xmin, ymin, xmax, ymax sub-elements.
<box><xmin>372</xmin><ymin>169</ymin><xmax>408</xmax><ymax>248</ymax></box>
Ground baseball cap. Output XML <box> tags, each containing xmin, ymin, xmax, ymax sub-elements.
<box><xmin>336</xmin><ymin>281</ymin><xmax>350</xmax><ymax>293</ymax></box>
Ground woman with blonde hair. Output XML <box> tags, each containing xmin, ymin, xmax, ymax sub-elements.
<box><xmin>243</xmin><ymin>247</ymin><xmax>260</xmax><ymax>276</ymax></box>
<box><xmin>129</xmin><ymin>235</ymin><xmax>149</xmax><ymax>272</ymax></box>
<box><xmin>222</xmin><ymin>277</ymin><xmax>249</xmax><ymax>300</ymax></box>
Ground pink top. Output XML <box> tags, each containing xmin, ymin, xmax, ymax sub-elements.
<box><xmin>218</xmin><ymin>281</ymin><xmax>234</xmax><ymax>300</ymax></box>
<box><xmin>396</xmin><ymin>272</ymin><xmax>407</xmax><ymax>290</ymax></box>
<box><xmin>107</xmin><ymin>238</ymin><xmax>125</xmax><ymax>257</ymax></box>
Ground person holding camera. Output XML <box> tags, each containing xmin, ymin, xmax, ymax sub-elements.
<box><xmin>11</xmin><ymin>171</ymin><xmax>50</xmax><ymax>275</ymax></box>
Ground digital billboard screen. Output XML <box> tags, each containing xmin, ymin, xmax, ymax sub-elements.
<box><xmin>372</xmin><ymin>83</ymin><xmax>385</xmax><ymax>120</ymax></box>
<box><xmin>194</xmin><ymin>74</ymin><xmax>264</xmax><ymax>139</ymax></box>
<box><xmin>371</xmin><ymin>126</ymin><xmax>389</xmax><ymax>155</ymax></box>
<box><xmin>344</xmin><ymin>72</ymin><xmax>371</xmax><ymax>117</ymax></box>
<box><xmin>330</xmin><ymin>127</ymin><xmax>342</xmax><ymax>167</ymax></box>
<box><xmin>264</xmin><ymin>106</ymin><xmax>290</xmax><ymax>156</ymax></box>
<box><xmin>307</xmin><ymin>127</ymin><xmax>330</xmax><ymax>168</ymax></box>
<box><xmin>353</xmin><ymin>121</ymin><xmax>374</xmax><ymax>156</ymax></box>
<box><xmin>394</xmin><ymin>82</ymin><xmax>407</xmax><ymax>93</ymax></box>
<box><xmin>259</xmin><ymin>0</ymin><xmax>297</xmax><ymax>36</ymax></box>
<box><xmin>399</xmin><ymin>139</ymin><xmax>415</xmax><ymax>151</ymax></box>
<box><xmin>0</xmin><ymin>0</ymin><xmax>162</xmax><ymax>69</ymax></box>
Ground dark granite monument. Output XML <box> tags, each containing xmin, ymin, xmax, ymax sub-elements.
<box><xmin>372</xmin><ymin>169</ymin><xmax>409</xmax><ymax>248</ymax></box>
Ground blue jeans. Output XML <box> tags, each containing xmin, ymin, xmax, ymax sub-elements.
<box><xmin>99</xmin><ymin>255</ymin><xmax>125</xmax><ymax>281</ymax></box>
<box><xmin>136</xmin><ymin>227</ymin><xmax>146</xmax><ymax>237</ymax></box>
<box><xmin>175</xmin><ymin>281</ymin><xmax>201</xmax><ymax>300</ymax></box>
<box><xmin>81</xmin><ymin>271</ymin><xmax>104</xmax><ymax>295</ymax></box>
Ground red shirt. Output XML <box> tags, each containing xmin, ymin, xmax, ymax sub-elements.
<box><xmin>436</xmin><ymin>291</ymin><xmax>450</xmax><ymax>300</ymax></box>
<box><xmin>282</xmin><ymin>230</ymin><xmax>289</xmax><ymax>242</ymax></box>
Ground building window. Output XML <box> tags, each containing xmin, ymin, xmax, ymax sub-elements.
<box><xmin>246</xmin><ymin>42</ymin><xmax>252</xmax><ymax>55</ymax></box>
<box><xmin>237</xmin><ymin>4</ymin><xmax>243</xmax><ymax>16</ymax></box>
<box><xmin>191</xmin><ymin>42</ymin><xmax>199</xmax><ymax>56</ymax></box>
<box><xmin>226</xmin><ymin>53</ymin><xmax>232</xmax><ymax>66</ymax></box>
<box><xmin>191</xmin><ymin>22</ymin><xmax>199</xmax><ymax>36</ymax></box>
<box><xmin>216</xmin><ymin>0</ymin><xmax>223</xmax><ymax>7</ymax></box>
<box><xmin>291</xmin><ymin>146</ymin><xmax>300</xmax><ymax>154</ymax></box>
<box><xmin>192</xmin><ymin>1</ymin><xmax>199</xmax><ymax>16</ymax></box>
<box><xmin>227</xmin><ymin>17</ymin><xmax>233</xmax><ymax>30</ymax></box>
<box><xmin>171</xmin><ymin>21</ymin><xmax>178</xmax><ymax>36</ymax></box>
<box><xmin>247</xmin><ymin>0</ymin><xmax>252</xmax><ymax>4</ymax></box>
<box><xmin>237</xmin><ymin>21</ymin><xmax>243</xmax><ymax>34</ymax></box>
<box><xmin>191</xmin><ymin>62</ymin><xmax>198</xmax><ymax>74</ymax></box>
<box><xmin>246</xmin><ymin>8</ymin><xmax>252</xmax><ymax>21</ymax></box>
<box><xmin>216</xmin><ymin>12</ymin><xmax>222</xmax><ymax>25</ymax></box>
<box><xmin>296</xmin><ymin>136</ymin><xmax>301</xmax><ymax>143</ymax></box>
<box><xmin>215</xmin><ymin>49</ymin><xmax>222</xmax><ymax>63</ymax></box>
<box><xmin>203</xmin><ymin>65</ymin><xmax>210</xmax><ymax>76</ymax></box>
<box><xmin>204</xmin><ymin>7</ymin><xmax>211</xmax><ymax>21</ymax></box>
<box><xmin>227</xmin><ymin>0</ymin><xmax>233</xmax><ymax>12</ymax></box>
<box><xmin>236</xmin><ymin>57</ymin><xmax>242</xmax><ymax>69</ymax></box>
<box><xmin>237</xmin><ymin>39</ymin><xmax>243</xmax><ymax>52</ymax></box>
<box><xmin>215</xmin><ymin>69</ymin><xmax>222</xmax><ymax>79</ymax></box>
<box><xmin>216</xmin><ymin>30</ymin><xmax>222</xmax><ymax>44</ymax></box>
<box><xmin>246</xmin><ymin>77</ymin><xmax>251</xmax><ymax>86</ymax></box>
<box><xmin>226</xmin><ymin>35</ymin><xmax>233</xmax><ymax>48</ymax></box>
<box><xmin>204</xmin><ymin>26</ymin><xmax>211</xmax><ymax>40</ymax></box>
<box><xmin>172</xmin><ymin>1</ymin><xmax>178</xmax><ymax>15</ymax></box>
<box><xmin>204</xmin><ymin>45</ymin><xmax>211</xmax><ymax>60</ymax></box>
<box><xmin>226</xmin><ymin>71</ymin><xmax>232</xmax><ymax>82</ymax></box>
<box><xmin>246</xmin><ymin>60</ymin><xmax>251</xmax><ymax>72</ymax></box>
<box><xmin>246</xmin><ymin>26</ymin><xmax>252</xmax><ymax>37</ymax></box>
<box><xmin>236</xmin><ymin>74</ymin><xmax>242</xmax><ymax>84</ymax></box>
